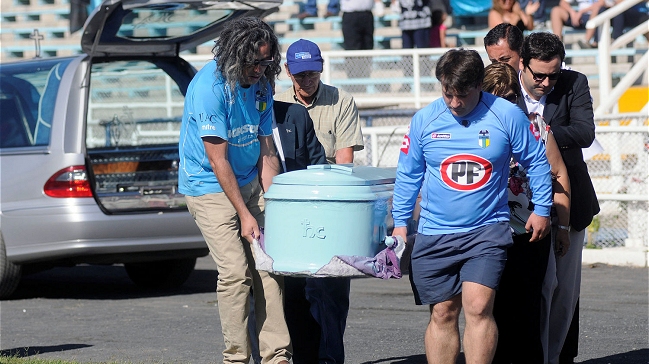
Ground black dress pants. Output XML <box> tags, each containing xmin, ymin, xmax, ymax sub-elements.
<box><xmin>284</xmin><ymin>276</ymin><xmax>321</xmax><ymax>364</ymax></box>
<box><xmin>492</xmin><ymin>232</ymin><xmax>551</xmax><ymax>364</ymax></box>
<box><xmin>341</xmin><ymin>10</ymin><xmax>374</xmax><ymax>93</ymax></box>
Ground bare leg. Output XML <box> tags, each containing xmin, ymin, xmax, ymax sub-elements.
<box><xmin>462</xmin><ymin>281</ymin><xmax>498</xmax><ymax>364</ymax></box>
<box><xmin>551</xmin><ymin>7</ymin><xmax>568</xmax><ymax>38</ymax></box>
<box><xmin>584</xmin><ymin>4</ymin><xmax>603</xmax><ymax>44</ymax></box>
<box><xmin>425</xmin><ymin>295</ymin><xmax>462</xmax><ymax>364</ymax></box>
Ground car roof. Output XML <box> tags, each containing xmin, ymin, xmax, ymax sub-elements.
<box><xmin>81</xmin><ymin>0</ymin><xmax>282</xmax><ymax>57</ymax></box>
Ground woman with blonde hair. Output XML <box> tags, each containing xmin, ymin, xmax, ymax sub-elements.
<box><xmin>482</xmin><ymin>62</ymin><xmax>571</xmax><ymax>364</ymax></box>
<box><xmin>488</xmin><ymin>0</ymin><xmax>540</xmax><ymax>31</ymax></box>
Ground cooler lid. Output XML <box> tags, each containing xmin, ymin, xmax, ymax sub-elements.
<box><xmin>271</xmin><ymin>164</ymin><xmax>396</xmax><ymax>186</ymax></box>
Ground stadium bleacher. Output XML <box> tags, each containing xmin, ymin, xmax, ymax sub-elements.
<box><xmin>1</xmin><ymin>0</ymin><xmax>646</xmax><ymax>108</ymax></box>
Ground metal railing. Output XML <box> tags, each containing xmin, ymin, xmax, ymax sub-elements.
<box><xmin>586</xmin><ymin>0</ymin><xmax>649</xmax><ymax>115</ymax></box>
<box><xmin>184</xmin><ymin>40</ymin><xmax>647</xmax><ymax>110</ymax></box>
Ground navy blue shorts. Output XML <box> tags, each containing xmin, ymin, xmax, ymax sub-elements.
<box><xmin>409</xmin><ymin>222</ymin><xmax>512</xmax><ymax>305</ymax></box>
<box><xmin>562</xmin><ymin>14</ymin><xmax>590</xmax><ymax>29</ymax></box>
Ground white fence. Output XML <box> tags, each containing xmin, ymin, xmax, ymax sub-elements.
<box><xmin>183</xmin><ymin>41</ymin><xmax>647</xmax><ymax>111</ymax></box>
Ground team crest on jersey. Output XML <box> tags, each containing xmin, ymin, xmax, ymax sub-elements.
<box><xmin>400</xmin><ymin>134</ymin><xmax>411</xmax><ymax>154</ymax></box>
<box><xmin>478</xmin><ymin>130</ymin><xmax>490</xmax><ymax>148</ymax></box>
<box><xmin>255</xmin><ymin>90</ymin><xmax>267</xmax><ymax>112</ymax></box>
<box><xmin>440</xmin><ymin>154</ymin><xmax>493</xmax><ymax>191</ymax></box>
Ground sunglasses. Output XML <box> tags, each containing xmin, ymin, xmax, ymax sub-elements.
<box><xmin>248</xmin><ymin>58</ymin><xmax>274</xmax><ymax>67</ymax></box>
<box><xmin>526</xmin><ymin>64</ymin><xmax>561</xmax><ymax>82</ymax></box>
<box><xmin>292</xmin><ymin>71</ymin><xmax>321</xmax><ymax>81</ymax></box>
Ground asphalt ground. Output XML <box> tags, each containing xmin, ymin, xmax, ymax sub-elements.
<box><xmin>1</xmin><ymin>256</ymin><xmax>647</xmax><ymax>364</ymax></box>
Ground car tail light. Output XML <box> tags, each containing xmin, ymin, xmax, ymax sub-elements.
<box><xmin>44</xmin><ymin>166</ymin><xmax>93</xmax><ymax>198</ymax></box>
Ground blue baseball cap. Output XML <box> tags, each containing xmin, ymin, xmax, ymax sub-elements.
<box><xmin>286</xmin><ymin>39</ymin><xmax>323</xmax><ymax>75</ymax></box>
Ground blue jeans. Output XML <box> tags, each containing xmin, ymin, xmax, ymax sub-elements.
<box><xmin>304</xmin><ymin>0</ymin><xmax>340</xmax><ymax>16</ymax></box>
<box><xmin>305</xmin><ymin>277</ymin><xmax>351</xmax><ymax>364</ymax></box>
<box><xmin>250</xmin><ymin>276</ymin><xmax>351</xmax><ymax>364</ymax></box>
<box><xmin>401</xmin><ymin>28</ymin><xmax>431</xmax><ymax>49</ymax></box>
<box><xmin>612</xmin><ymin>4</ymin><xmax>648</xmax><ymax>39</ymax></box>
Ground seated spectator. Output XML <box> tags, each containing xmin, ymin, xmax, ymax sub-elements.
<box><xmin>429</xmin><ymin>8</ymin><xmax>448</xmax><ymax>47</ymax></box>
<box><xmin>550</xmin><ymin>0</ymin><xmax>607</xmax><ymax>48</ymax></box>
<box><xmin>520</xmin><ymin>0</ymin><xmax>548</xmax><ymax>28</ymax></box>
<box><xmin>489</xmin><ymin>0</ymin><xmax>540</xmax><ymax>31</ymax></box>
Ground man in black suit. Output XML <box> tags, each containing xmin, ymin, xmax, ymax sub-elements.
<box><xmin>517</xmin><ymin>32</ymin><xmax>600</xmax><ymax>364</ymax></box>
<box><xmin>271</xmin><ymin>100</ymin><xmax>328</xmax><ymax>364</ymax></box>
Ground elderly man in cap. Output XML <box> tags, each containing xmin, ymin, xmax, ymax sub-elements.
<box><xmin>275</xmin><ymin>38</ymin><xmax>364</xmax><ymax>364</ymax></box>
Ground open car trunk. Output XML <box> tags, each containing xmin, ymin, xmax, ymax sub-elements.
<box><xmin>80</xmin><ymin>0</ymin><xmax>282</xmax><ymax>214</ymax></box>
<box><xmin>84</xmin><ymin>57</ymin><xmax>193</xmax><ymax>214</ymax></box>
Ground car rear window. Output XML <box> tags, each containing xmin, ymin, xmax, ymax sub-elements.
<box><xmin>112</xmin><ymin>6</ymin><xmax>232</xmax><ymax>41</ymax></box>
<box><xmin>86</xmin><ymin>59</ymin><xmax>185</xmax><ymax>148</ymax></box>
<box><xmin>0</xmin><ymin>58</ymin><xmax>71</xmax><ymax>148</ymax></box>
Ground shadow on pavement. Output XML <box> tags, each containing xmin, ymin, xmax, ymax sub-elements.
<box><xmin>0</xmin><ymin>344</ymin><xmax>92</xmax><ymax>357</ymax></box>
<box><xmin>6</xmin><ymin>264</ymin><xmax>217</xmax><ymax>301</ymax></box>
<box><xmin>357</xmin><ymin>350</ymin><xmax>649</xmax><ymax>364</ymax></box>
<box><xmin>579</xmin><ymin>349</ymin><xmax>649</xmax><ymax>364</ymax></box>
<box><xmin>360</xmin><ymin>353</ymin><xmax>466</xmax><ymax>364</ymax></box>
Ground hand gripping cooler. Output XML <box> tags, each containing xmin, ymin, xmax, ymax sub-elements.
<box><xmin>261</xmin><ymin>164</ymin><xmax>396</xmax><ymax>275</ymax></box>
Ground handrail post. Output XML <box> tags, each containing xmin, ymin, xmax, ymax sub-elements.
<box><xmin>371</xmin><ymin>132</ymin><xmax>379</xmax><ymax>167</ymax></box>
<box><xmin>597</xmin><ymin>21</ymin><xmax>613</xmax><ymax>114</ymax></box>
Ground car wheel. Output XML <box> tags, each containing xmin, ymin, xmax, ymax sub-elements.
<box><xmin>124</xmin><ymin>257</ymin><xmax>196</xmax><ymax>290</ymax></box>
<box><xmin>0</xmin><ymin>233</ymin><xmax>22</xmax><ymax>299</ymax></box>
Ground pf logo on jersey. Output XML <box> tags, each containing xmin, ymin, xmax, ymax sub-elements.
<box><xmin>440</xmin><ymin>154</ymin><xmax>493</xmax><ymax>191</ymax></box>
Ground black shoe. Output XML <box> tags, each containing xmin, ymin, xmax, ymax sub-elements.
<box><xmin>578</xmin><ymin>40</ymin><xmax>596</xmax><ymax>49</ymax></box>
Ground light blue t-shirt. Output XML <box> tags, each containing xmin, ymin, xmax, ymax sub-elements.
<box><xmin>178</xmin><ymin>61</ymin><xmax>273</xmax><ymax>196</ymax></box>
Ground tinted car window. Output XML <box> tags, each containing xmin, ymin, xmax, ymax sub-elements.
<box><xmin>87</xmin><ymin>59</ymin><xmax>185</xmax><ymax>148</ymax></box>
<box><xmin>114</xmin><ymin>7</ymin><xmax>231</xmax><ymax>40</ymax></box>
<box><xmin>0</xmin><ymin>58</ymin><xmax>71</xmax><ymax>148</ymax></box>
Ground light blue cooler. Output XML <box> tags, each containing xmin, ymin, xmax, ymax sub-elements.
<box><xmin>263</xmin><ymin>164</ymin><xmax>395</xmax><ymax>274</ymax></box>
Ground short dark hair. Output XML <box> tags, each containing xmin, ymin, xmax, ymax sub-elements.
<box><xmin>435</xmin><ymin>49</ymin><xmax>484</xmax><ymax>93</ymax></box>
<box><xmin>521</xmin><ymin>32</ymin><xmax>566</xmax><ymax>68</ymax></box>
<box><xmin>484</xmin><ymin>23</ymin><xmax>524</xmax><ymax>54</ymax></box>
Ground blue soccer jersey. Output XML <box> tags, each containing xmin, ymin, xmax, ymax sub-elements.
<box><xmin>392</xmin><ymin>92</ymin><xmax>552</xmax><ymax>235</ymax></box>
<box><xmin>179</xmin><ymin>61</ymin><xmax>273</xmax><ymax>196</ymax></box>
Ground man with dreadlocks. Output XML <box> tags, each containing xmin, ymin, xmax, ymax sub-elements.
<box><xmin>178</xmin><ymin>17</ymin><xmax>291</xmax><ymax>364</ymax></box>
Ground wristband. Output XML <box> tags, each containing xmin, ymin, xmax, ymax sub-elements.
<box><xmin>557</xmin><ymin>224</ymin><xmax>571</xmax><ymax>232</ymax></box>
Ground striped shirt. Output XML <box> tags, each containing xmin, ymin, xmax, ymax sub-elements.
<box><xmin>398</xmin><ymin>0</ymin><xmax>432</xmax><ymax>30</ymax></box>
<box><xmin>275</xmin><ymin>82</ymin><xmax>364</xmax><ymax>164</ymax></box>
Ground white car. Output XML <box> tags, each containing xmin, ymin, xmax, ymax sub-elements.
<box><xmin>0</xmin><ymin>0</ymin><xmax>281</xmax><ymax>299</ymax></box>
